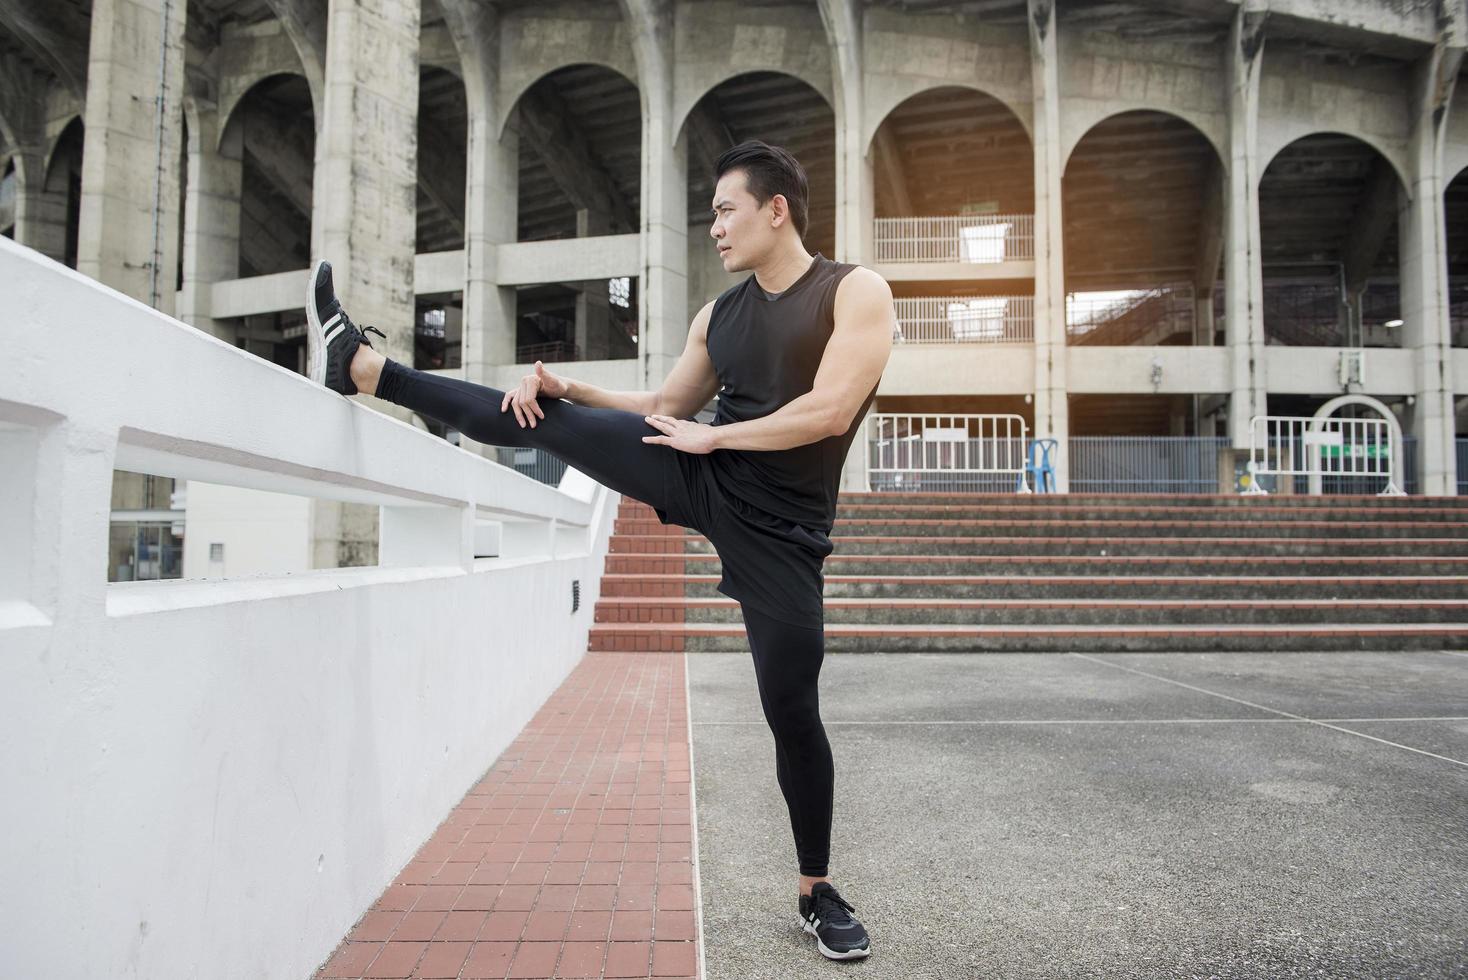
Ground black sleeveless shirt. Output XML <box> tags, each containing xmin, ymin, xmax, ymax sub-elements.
<box><xmin>705</xmin><ymin>253</ymin><xmax>878</xmax><ymax>533</ymax></box>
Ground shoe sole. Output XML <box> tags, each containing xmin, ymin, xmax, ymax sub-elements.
<box><xmin>802</xmin><ymin>918</ymin><xmax>871</xmax><ymax>960</ymax></box>
<box><xmin>305</xmin><ymin>258</ymin><xmax>328</xmax><ymax>386</ymax></box>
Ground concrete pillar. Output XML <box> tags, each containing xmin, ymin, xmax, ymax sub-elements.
<box><xmin>12</xmin><ymin>146</ymin><xmax>69</xmax><ymax>261</ymax></box>
<box><xmin>308</xmin><ymin>0</ymin><xmax>421</xmax><ymax>567</ymax></box>
<box><xmin>439</xmin><ymin>0</ymin><xmax>517</xmax><ymax>437</ymax></box>
<box><xmin>76</xmin><ymin>0</ymin><xmax>186</xmax><ymax>313</ymax></box>
<box><xmin>1223</xmin><ymin>1</ymin><xmax>1270</xmax><ymax>450</ymax></box>
<box><xmin>1027</xmin><ymin>0</ymin><xmax>1070</xmax><ymax>492</ymax></box>
<box><xmin>176</xmin><ymin>104</ymin><xmax>242</xmax><ymax>342</ymax></box>
<box><xmin>819</xmin><ymin>0</ymin><xmax>866</xmax><ymax>264</ymax></box>
<box><xmin>1399</xmin><ymin>34</ymin><xmax>1464</xmax><ymax>495</ymax></box>
<box><xmin>311</xmin><ymin>0</ymin><xmax>419</xmax><ymax>373</ymax></box>
<box><xmin>575</xmin><ymin>209</ymin><xmax>612</xmax><ymax>360</ymax></box>
<box><xmin>638</xmin><ymin>54</ymin><xmax>688</xmax><ymax>388</ymax></box>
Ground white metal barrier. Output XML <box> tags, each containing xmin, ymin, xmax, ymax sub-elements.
<box><xmin>892</xmin><ymin>296</ymin><xmax>1034</xmax><ymax>344</ymax></box>
<box><xmin>874</xmin><ymin>214</ymin><xmax>1035</xmax><ymax>263</ymax></box>
<box><xmin>1243</xmin><ymin>414</ymin><xmax>1405</xmax><ymax>496</ymax></box>
<box><xmin>866</xmin><ymin>413</ymin><xmax>1032</xmax><ymax>492</ymax></box>
<box><xmin>0</xmin><ymin>238</ymin><xmax>619</xmax><ymax>979</ymax></box>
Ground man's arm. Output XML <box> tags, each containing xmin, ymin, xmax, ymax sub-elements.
<box><xmin>689</xmin><ymin>268</ymin><xmax>892</xmax><ymax>452</ymax></box>
<box><xmin>560</xmin><ymin>301</ymin><xmax>720</xmax><ymax>416</ymax></box>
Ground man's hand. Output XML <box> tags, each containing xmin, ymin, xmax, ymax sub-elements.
<box><xmin>500</xmin><ymin>360</ymin><xmax>569</xmax><ymax>428</ymax></box>
<box><xmin>642</xmin><ymin>414</ymin><xmax>720</xmax><ymax>454</ymax></box>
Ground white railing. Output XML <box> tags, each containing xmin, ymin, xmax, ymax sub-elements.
<box><xmin>0</xmin><ymin>238</ymin><xmax>619</xmax><ymax>979</ymax></box>
<box><xmin>893</xmin><ymin>295</ymin><xmax>1034</xmax><ymax>344</ymax></box>
<box><xmin>866</xmin><ymin>413</ymin><xmax>1032</xmax><ymax>492</ymax></box>
<box><xmin>874</xmin><ymin>214</ymin><xmax>1035</xmax><ymax>263</ymax></box>
<box><xmin>1243</xmin><ymin>414</ymin><xmax>1405</xmax><ymax>496</ymax></box>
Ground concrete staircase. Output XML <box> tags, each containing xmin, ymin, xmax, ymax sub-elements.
<box><xmin>589</xmin><ymin>492</ymin><xmax>1468</xmax><ymax>653</ymax></box>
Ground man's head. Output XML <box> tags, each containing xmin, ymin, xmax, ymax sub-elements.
<box><xmin>710</xmin><ymin>140</ymin><xmax>809</xmax><ymax>272</ymax></box>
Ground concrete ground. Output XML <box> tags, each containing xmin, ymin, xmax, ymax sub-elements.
<box><xmin>687</xmin><ymin>650</ymin><xmax>1468</xmax><ymax>980</ymax></box>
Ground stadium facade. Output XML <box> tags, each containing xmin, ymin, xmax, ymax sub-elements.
<box><xmin>3</xmin><ymin>0</ymin><xmax>1468</xmax><ymax>566</ymax></box>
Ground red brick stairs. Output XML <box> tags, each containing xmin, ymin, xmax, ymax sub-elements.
<box><xmin>591</xmin><ymin>492</ymin><xmax>1468</xmax><ymax>653</ymax></box>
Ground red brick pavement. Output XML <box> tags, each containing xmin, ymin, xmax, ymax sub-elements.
<box><xmin>312</xmin><ymin>652</ymin><xmax>701</xmax><ymax>980</ymax></box>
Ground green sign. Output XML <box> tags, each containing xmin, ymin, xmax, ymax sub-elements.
<box><xmin>1319</xmin><ymin>444</ymin><xmax>1388</xmax><ymax>459</ymax></box>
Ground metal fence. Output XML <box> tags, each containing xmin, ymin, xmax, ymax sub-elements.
<box><xmin>1069</xmin><ymin>437</ymin><xmax>1229</xmax><ymax>494</ymax></box>
<box><xmin>893</xmin><ymin>296</ymin><xmax>1034</xmax><ymax>344</ymax></box>
<box><xmin>874</xmin><ymin>214</ymin><xmax>1035</xmax><ymax>263</ymax></box>
<box><xmin>867</xmin><ymin>414</ymin><xmax>1031</xmax><ymax>491</ymax></box>
<box><xmin>1245</xmin><ymin>414</ymin><xmax>1404</xmax><ymax>496</ymax></box>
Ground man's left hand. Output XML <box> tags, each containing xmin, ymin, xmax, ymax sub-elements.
<box><xmin>642</xmin><ymin>415</ymin><xmax>719</xmax><ymax>454</ymax></box>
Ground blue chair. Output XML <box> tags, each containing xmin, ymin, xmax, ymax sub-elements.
<box><xmin>1018</xmin><ymin>438</ymin><xmax>1057</xmax><ymax>493</ymax></box>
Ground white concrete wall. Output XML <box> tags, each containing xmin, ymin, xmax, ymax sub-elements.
<box><xmin>0</xmin><ymin>239</ymin><xmax>619</xmax><ymax>980</ymax></box>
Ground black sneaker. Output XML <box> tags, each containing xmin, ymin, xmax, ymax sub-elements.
<box><xmin>799</xmin><ymin>882</ymin><xmax>871</xmax><ymax>960</ymax></box>
<box><xmin>305</xmin><ymin>258</ymin><xmax>386</xmax><ymax>396</ymax></box>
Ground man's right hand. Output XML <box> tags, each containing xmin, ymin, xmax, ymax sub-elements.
<box><xmin>501</xmin><ymin>360</ymin><xmax>570</xmax><ymax>428</ymax></box>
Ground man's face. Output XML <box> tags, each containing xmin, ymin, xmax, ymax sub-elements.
<box><xmin>710</xmin><ymin>170</ymin><xmax>779</xmax><ymax>273</ymax></box>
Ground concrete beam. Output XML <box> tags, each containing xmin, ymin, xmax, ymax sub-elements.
<box><xmin>239</xmin><ymin>107</ymin><xmax>314</xmax><ymax>222</ymax></box>
<box><xmin>260</xmin><ymin>0</ymin><xmax>326</xmax><ymax>112</ymax></box>
<box><xmin>1341</xmin><ymin>156</ymin><xmax>1401</xmax><ymax>295</ymax></box>
<box><xmin>0</xmin><ymin>0</ymin><xmax>90</xmax><ymax>98</ymax></box>
<box><xmin>495</xmin><ymin>234</ymin><xmax>641</xmax><ymax>286</ymax></box>
<box><xmin>515</xmin><ymin>84</ymin><xmax>636</xmax><ymax>233</ymax></box>
<box><xmin>1194</xmin><ymin>154</ymin><xmax>1224</xmax><ymax>297</ymax></box>
<box><xmin>416</xmin><ymin>115</ymin><xmax>465</xmax><ymax>241</ymax></box>
<box><xmin>873</xmin><ymin>126</ymin><xmax>913</xmax><ymax>216</ymax></box>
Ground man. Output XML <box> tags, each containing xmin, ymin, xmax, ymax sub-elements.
<box><xmin>304</xmin><ymin>139</ymin><xmax>893</xmax><ymax>961</ymax></box>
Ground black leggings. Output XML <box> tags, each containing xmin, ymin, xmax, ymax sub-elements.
<box><xmin>374</xmin><ymin>359</ymin><xmax>835</xmax><ymax>877</ymax></box>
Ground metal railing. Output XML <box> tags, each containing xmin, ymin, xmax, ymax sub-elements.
<box><xmin>893</xmin><ymin>296</ymin><xmax>1033</xmax><ymax>344</ymax></box>
<box><xmin>1070</xmin><ymin>437</ymin><xmax>1229</xmax><ymax>494</ymax></box>
<box><xmin>866</xmin><ymin>413</ymin><xmax>1031</xmax><ymax>492</ymax></box>
<box><xmin>495</xmin><ymin>446</ymin><xmax>570</xmax><ymax>487</ymax></box>
<box><xmin>516</xmin><ymin>340</ymin><xmax>580</xmax><ymax>364</ymax></box>
<box><xmin>1244</xmin><ymin>414</ymin><xmax>1405</xmax><ymax>496</ymax></box>
<box><xmin>874</xmin><ymin>214</ymin><xmax>1035</xmax><ymax>263</ymax></box>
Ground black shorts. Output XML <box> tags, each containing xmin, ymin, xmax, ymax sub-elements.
<box><xmin>655</xmin><ymin>450</ymin><xmax>833</xmax><ymax>630</ymax></box>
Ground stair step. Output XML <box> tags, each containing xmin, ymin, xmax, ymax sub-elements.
<box><xmin>592</xmin><ymin>596</ymin><xmax>1468</xmax><ymax>626</ymax></box>
<box><xmin>596</xmin><ymin>572</ymin><xmax>1468</xmax><ymax>600</ymax></box>
<box><xmin>587</xmin><ymin>621</ymin><xmax>1468</xmax><ymax>653</ymax></box>
<box><xmin>601</xmin><ymin>553</ymin><xmax>1468</xmax><ymax>578</ymax></box>
<box><xmin>612</xmin><ymin>518</ymin><xmax>1468</xmax><ymax>538</ymax></box>
<box><xmin>607</xmin><ymin>533</ymin><xmax>1468</xmax><ymax>557</ymax></box>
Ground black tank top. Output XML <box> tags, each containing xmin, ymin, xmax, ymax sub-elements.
<box><xmin>705</xmin><ymin>252</ymin><xmax>879</xmax><ymax>533</ymax></box>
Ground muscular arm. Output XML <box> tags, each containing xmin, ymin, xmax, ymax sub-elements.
<box><xmin>705</xmin><ymin>268</ymin><xmax>893</xmax><ymax>452</ymax></box>
<box><xmin>562</xmin><ymin>301</ymin><xmax>720</xmax><ymax>417</ymax></box>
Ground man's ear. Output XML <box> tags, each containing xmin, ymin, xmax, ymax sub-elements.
<box><xmin>769</xmin><ymin>193</ymin><xmax>788</xmax><ymax>229</ymax></box>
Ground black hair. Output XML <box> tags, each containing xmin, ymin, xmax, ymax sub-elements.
<box><xmin>714</xmin><ymin>139</ymin><xmax>809</xmax><ymax>240</ymax></box>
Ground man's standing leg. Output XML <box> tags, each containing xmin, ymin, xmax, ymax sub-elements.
<box><xmin>738</xmin><ymin>601</ymin><xmax>835</xmax><ymax>885</ymax></box>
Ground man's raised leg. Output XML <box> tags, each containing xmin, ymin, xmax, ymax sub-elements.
<box><xmin>305</xmin><ymin>257</ymin><xmax>688</xmax><ymax>519</ymax></box>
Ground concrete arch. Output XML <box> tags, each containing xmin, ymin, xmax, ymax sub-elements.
<box><xmin>1259</xmin><ymin>129</ymin><xmax>1410</xmax><ymax>199</ymax></box>
<box><xmin>1062</xmin><ymin>106</ymin><xmax>1224</xmax><ymax>175</ymax></box>
<box><xmin>674</xmin><ymin>66</ymin><xmax>835</xmax><ymax>147</ymax></box>
<box><xmin>864</xmin><ymin>83</ymin><xmax>1032</xmax><ymax>157</ymax></box>
<box><xmin>217</xmin><ymin>71</ymin><xmax>313</xmax><ymax>154</ymax></box>
<box><xmin>1307</xmin><ymin>394</ymin><xmax>1406</xmax><ymax>495</ymax></box>
<box><xmin>673</xmin><ymin>69</ymin><xmax>835</xmax><ymax>155</ymax></box>
<box><xmin>497</xmin><ymin>62</ymin><xmax>641</xmax><ymax>142</ymax></box>
<box><xmin>43</xmin><ymin>116</ymin><xmax>83</xmax><ymax>187</ymax></box>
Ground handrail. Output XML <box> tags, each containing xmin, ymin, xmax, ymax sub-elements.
<box><xmin>874</xmin><ymin>214</ymin><xmax>1035</xmax><ymax>263</ymax></box>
